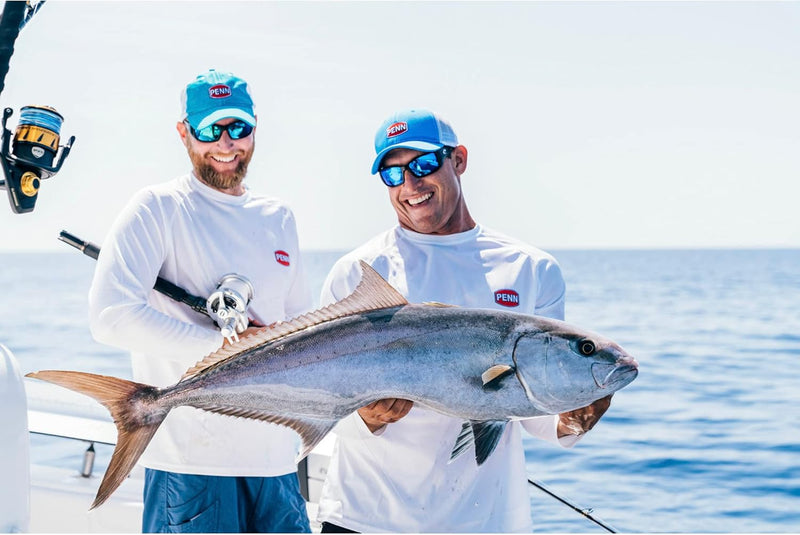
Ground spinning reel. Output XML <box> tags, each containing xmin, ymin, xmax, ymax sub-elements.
<box><xmin>0</xmin><ymin>106</ymin><xmax>74</xmax><ymax>213</ymax></box>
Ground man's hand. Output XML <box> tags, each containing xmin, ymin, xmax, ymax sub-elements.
<box><xmin>358</xmin><ymin>398</ymin><xmax>414</xmax><ymax>433</ymax></box>
<box><xmin>557</xmin><ymin>395</ymin><xmax>612</xmax><ymax>438</ymax></box>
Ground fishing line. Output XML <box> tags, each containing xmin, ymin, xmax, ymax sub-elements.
<box><xmin>18</xmin><ymin>104</ymin><xmax>62</xmax><ymax>133</ymax></box>
<box><xmin>13</xmin><ymin>105</ymin><xmax>63</xmax><ymax>162</ymax></box>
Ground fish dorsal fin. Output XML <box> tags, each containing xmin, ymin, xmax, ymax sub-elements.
<box><xmin>346</xmin><ymin>260</ymin><xmax>409</xmax><ymax>310</ymax></box>
<box><xmin>180</xmin><ymin>260</ymin><xmax>408</xmax><ymax>381</ymax></box>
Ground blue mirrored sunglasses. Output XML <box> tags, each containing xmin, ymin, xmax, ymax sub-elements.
<box><xmin>187</xmin><ymin>120</ymin><xmax>253</xmax><ymax>142</ymax></box>
<box><xmin>378</xmin><ymin>146</ymin><xmax>454</xmax><ymax>187</ymax></box>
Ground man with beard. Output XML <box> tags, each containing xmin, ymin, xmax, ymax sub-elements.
<box><xmin>88</xmin><ymin>69</ymin><xmax>312</xmax><ymax>533</ymax></box>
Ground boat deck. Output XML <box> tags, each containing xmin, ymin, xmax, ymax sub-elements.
<box><xmin>25</xmin><ymin>379</ymin><xmax>332</xmax><ymax>532</ymax></box>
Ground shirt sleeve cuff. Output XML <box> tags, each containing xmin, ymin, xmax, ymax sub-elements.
<box><xmin>332</xmin><ymin>411</ymin><xmax>386</xmax><ymax>439</ymax></box>
<box><xmin>520</xmin><ymin>415</ymin><xmax>584</xmax><ymax>449</ymax></box>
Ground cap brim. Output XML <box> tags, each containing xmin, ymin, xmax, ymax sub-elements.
<box><xmin>370</xmin><ymin>141</ymin><xmax>443</xmax><ymax>174</ymax></box>
<box><xmin>190</xmin><ymin>109</ymin><xmax>256</xmax><ymax>130</ymax></box>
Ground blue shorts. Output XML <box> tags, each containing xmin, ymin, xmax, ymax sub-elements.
<box><xmin>142</xmin><ymin>468</ymin><xmax>310</xmax><ymax>533</ymax></box>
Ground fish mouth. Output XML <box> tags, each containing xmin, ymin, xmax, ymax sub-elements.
<box><xmin>591</xmin><ymin>358</ymin><xmax>639</xmax><ymax>389</ymax></box>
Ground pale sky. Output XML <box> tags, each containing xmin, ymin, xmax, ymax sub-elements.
<box><xmin>0</xmin><ymin>1</ymin><xmax>797</xmax><ymax>251</ymax></box>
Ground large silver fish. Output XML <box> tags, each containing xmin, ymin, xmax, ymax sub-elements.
<box><xmin>27</xmin><ymin>261</ymin><xmax>638</xmax><ymax>508</ymax></box>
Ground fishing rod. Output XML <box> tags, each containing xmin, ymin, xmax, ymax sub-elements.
<box><xmin>0</xmin><ymin>1</ymin><xmax>75</xmax><ymax>214</ymax></box>
<box><xmin>58</xmin><ymin>229</ymin><xmax>254</xmax><ymax>343</ymax></box>
<box><xmin>58</xmin><ymin>230</ymin><xmax>208</xmax><ymax>316</ymax></box>
<box><xmin>0</xmin><ymin>1</ymin><xmax>26</xmax><ymax>97</ymax></box>
<box><xmin>528</xmin><ymin>477</ymin><xmax>618</xmax><ymax>533</ymax></box>
<box><xmin>0</xmin><ymin>1</ymin><xmax>49</xmax><ymax>98</ymax></box>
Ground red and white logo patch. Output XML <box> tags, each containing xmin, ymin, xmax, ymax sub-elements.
<box><xmin>209</xmin><ymin>84</ymin><xmax>232</xmax><ymax>98</ymax></box>
<box><xmin>274</xmin><ymin>250</ymin><xmax>290</xmax><ymax>266</ymax></box>
<box><xmin>494</xmin><ymin>289</ymin><xmax>520</xmax><ymax>307</ymax></box>
<box><xmin>386</xmin><ymin>122</ymin><xmax>408</xmax><ymax>138</ymax></box>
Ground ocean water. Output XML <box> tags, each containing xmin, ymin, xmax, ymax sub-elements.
<box><xmin>2</xmin><ymin>249</ymin><xmax>799</xmax><ymax>533</ymax></box>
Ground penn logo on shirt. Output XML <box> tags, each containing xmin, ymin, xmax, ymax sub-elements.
<box><xmin>494</xmin><ymin>289</ymin><xmax>520</xmax><ymax>307</ymax></box>
<box><xmin>386</xmin><ymin>122</ymin><xmax>408</xmax><ymax>138</ymax></box>
<box><xmin>274</xmin><ymin>250</ymin><xmax>290</xmax><ymax>266</ymax></box>
<box><xmin>208</xmin><ymin>84</ymin><xmax>232</xmax><ymax>99</ymax></box>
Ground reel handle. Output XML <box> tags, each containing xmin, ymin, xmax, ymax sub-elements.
<box><xmin>206</xmin><ymin>274</ymin><xmax>255</xmax><ymax>344</ymax></box>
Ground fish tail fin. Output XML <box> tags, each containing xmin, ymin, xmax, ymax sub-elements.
<box><xmin>25</xmin><ymin>370</ymin><xmax>165</xmax><ymax>509</ymax></box>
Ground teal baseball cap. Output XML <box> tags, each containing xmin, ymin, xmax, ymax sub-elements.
<box><xmin>181</xmin><ymin>69</ymin><xmax>256</xmax><ymax>131</ymax></box>
<box><xmin>371</xmin><ymin>109</ymin><xmax>458</xmax><ymax>173</ymax></box>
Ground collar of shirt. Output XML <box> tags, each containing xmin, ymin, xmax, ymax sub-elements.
<box><xmin>396</xmin><ymin>224</ymin><xmax>481</xmax><ymax>246</ymax></box>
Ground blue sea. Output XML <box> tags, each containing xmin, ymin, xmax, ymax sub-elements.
<box><xmin>2</xmin><ymin>249</ymin><xmax>799</xmax><ymax>533</ymax></box>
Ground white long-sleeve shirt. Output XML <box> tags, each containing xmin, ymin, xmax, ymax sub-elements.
<box><xmin>88</xmin><ymin>172</ymin><xmax>312</xmax><ymax>476</ymax></box>
<box><xmin>316</xmin><ymin>224</ymin><xmax>577</xmax><ymax>533</ymax></box>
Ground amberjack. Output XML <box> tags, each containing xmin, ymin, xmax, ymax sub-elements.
<box><xmin>27</xmin><ymin>261</ymin><xmax>638</xmax><ymax>508</ymax></box>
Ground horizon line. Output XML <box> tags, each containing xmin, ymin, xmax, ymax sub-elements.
<box><xmin>1</xmin><ymin>245</ymin><xmax>799</xmax><ymax>255</ymax></box>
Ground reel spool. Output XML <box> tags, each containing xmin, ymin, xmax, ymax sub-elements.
<box><xmin>0</xmin><ymin>105</ymin><xmax>75</xmax><ymax>214</ymax></box>
<box><xmin>206</xmin><ymin>274</ymin><xmax>255</xmax><ymax>344</ymax></box>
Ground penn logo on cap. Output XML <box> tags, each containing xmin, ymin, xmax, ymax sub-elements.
<box><xmin>209</xmin><ymin>84</ymin><xmax>232</xmax><ymax>99</ymax></box>
<box><xmin>386</xmin><ymin>122</ymin><xmax>408</xmax><ymax>138</ymax></box>
<box><xmin>275</xmin><ymin>250</ymin><xmax>290</xmax><ymax>266</ymax></box>
<box><xmin>494</xmin><ymin>289</ymin><xmax>520</xmax><ymax>307</ymax></box>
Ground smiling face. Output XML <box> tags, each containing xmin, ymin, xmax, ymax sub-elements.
<box><xmin>177</xmin><ymin>117</ymin><xmax>255</xmax><ymax>195</ymax></box>
<box><xmin>381</xmin><ymin>146</ymin><xmax>476</xmax><ymax>235</ymax></box>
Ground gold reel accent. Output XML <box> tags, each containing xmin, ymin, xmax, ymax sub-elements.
<box><xmin>14</xmin><ymin>124</ymin><xmax>60</xmax><ymax>151</ymax></box>
<box><xmin>20</xmin><ymin>172</ymin><xmax>40</xmax><ymax>196</ymax></box>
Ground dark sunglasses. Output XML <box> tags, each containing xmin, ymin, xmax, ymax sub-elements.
<box><xmin>378</xmin><ymin>146</ymin><xmax>454</xmax><ymax>187</ymax></box>
<box><xmin>186</xmin><ymin>120</ymin><xmax>254</xmax><ymax>142</ymax></box>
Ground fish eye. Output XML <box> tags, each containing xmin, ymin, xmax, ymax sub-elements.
<box><xmin>578</xmin><ymin>340</ymin><xmax>596</xmax><ymax>356</ymax></box>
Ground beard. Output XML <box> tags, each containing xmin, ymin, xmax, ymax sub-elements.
<box><xmin>188</xmin><ymin>144</ymin><xmax>254</xmax><ymax>191</ymax></box>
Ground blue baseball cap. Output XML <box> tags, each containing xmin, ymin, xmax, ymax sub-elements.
<box><xmin>371</xmin><ymin>109</ymin><xmax>458</xmax><ymax>174</ymax></box>
<box><xmin>181</xmin><ymin>69</ymin><xmax>256</xmax><ymax>131</ymax></box>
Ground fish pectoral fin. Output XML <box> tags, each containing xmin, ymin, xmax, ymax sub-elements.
<box><xmin>471</xmin><ymin>420</ymin><xmax>509</xmax><ymax>465</ymax></box>
<box><xmin>481</xmin><ymin>364</ymin><xmax>515</xmax><ymax>389</ymax></box>
<box><xmin>448</xmin><ymin>419</ymin><xmax>509</xmax><ymax>465</ymax></box>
